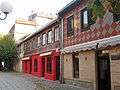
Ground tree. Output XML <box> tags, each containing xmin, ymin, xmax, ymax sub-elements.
<box><xmin>0</xmin><ymin>35</ymin><xmax>19</xmax><ymax>71</ymax></box>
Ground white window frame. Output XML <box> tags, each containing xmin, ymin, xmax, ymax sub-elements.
<box><xmin>47</xmin><ymin>30</ymin><xmax>52</xmax><ymax>43</ymax></box>
<box><xmin>38</xmin><ymin>36</ymin><xmax>40</xmax><ymax>46</ymax></box>
<box><xmin>42</xmin><ymin>33</ymin><xmax>46</xmax><ymax>45</ymax></box>
<box><xmin>54</xmin><ymin>26</ymin><xmax>60</xmax><ymax>41</ymax></box>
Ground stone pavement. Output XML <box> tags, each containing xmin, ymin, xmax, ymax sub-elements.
<box><xmin>0</xmin><ymin>72</ymin><xmax>89</xmax><ymax>90</ymax></box>
<box><xmin>0</xmin><ymin>72</ymin><xmax>37</xmax><ymax>90</ymax></box>
<box><xmin>20</xmin><ymin>73</ymin><xmax>89</xmax><ymax>90</ymax></box>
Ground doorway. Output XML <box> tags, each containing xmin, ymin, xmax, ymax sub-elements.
<box><xmin>41</xmin><ymin>57</ymin><xmax>45</xmax><ymax>77</ymax></box>
<box><xmin>56</xmin><ymin>56</ymin><xmax>60</xmax><ymax>80</ymax></box>
<box><xmin>73</xmin><ymin>57</ymin><xmax>79</xmax><ymax>78</ymax></box>
<box><xmin>97</xmin><ymin>52</ymin><xmax>111</xmax><ymax>90</ymax></box>
<box><xmin>30</xmin><ymin>58</ymin><xmax>32</xmax><ymax>74</ymax></box>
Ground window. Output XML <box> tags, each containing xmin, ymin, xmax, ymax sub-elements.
<box><xmin>72</xmin><ymin>55</ymin><xmax>79</xmax><ymax>78</ymax></box>
<box><xmin>42</xmin><ymin>33</ymin><xmax>46</xmax><ymax>45</ymax></box>
<box><xmin>34</xmin><ymin>59</ymin><xmax>38</xmax><ymax>72</ymax></box>
<box><xmin>47</xmin><ymin>56</ymin><xmax>52</xmax><ymax>74</ymax></box>
<box><xmin>47</xmin><ymin>30</ymin><xmax>52</xmax><ymax>43</ymax></box>
<box><xmin>67</xmin><ymin>15</ymin><xmax>74</xmax><ymax>36</ymax></box>
<box><xmin>32</xmin><ymin>39</ymin><xmax>35</xmax><ymax>49</ymax></box>
<box><xmin>38</xmin><ymin>36</ymin><xmax>40</xmax><ymax>46</ymax></box>
<box><xmin>30</xmin><ymin>41</ymin><xmax>32</xmax><ymax>50</ymax></box>
<box><xmin>54</xmin><ymin>26</ymin><xmax>60</xmax><ymax>41</ymax></box>
<box><xmin>81</xmin><ymin>8</ymin><xmax>90</xmax><ymax>31</ymax></box>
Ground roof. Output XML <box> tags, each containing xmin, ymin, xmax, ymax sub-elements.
<box><xmin>17</xmin><ymin>18</ymin><xmax>59</xmax><ymax>45</ymax></box>
<box><xmin>58</xmin><ymin>0</ymin><xmax>81</xmax><ymax>17</ymax></box>
<box><xmin>15</xmin><ymin>18</ymin><xmax>37</xmax><ymax>26</ymax></box>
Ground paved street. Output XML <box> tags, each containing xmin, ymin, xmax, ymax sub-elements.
<box><xmin>0</xmin><ymin>72</ymin><xmax>89</xmax><ymax>90</ymax></box>
<box><xmin>0</xmin><ymin>72</ymin><xmax>37</xmax><ymax>90</ymax></box>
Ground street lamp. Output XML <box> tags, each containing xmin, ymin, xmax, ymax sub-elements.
<box><xmin>0</xmin><ymin>1</ymin><xmax>13</xmax><ymax>20</ymax></box>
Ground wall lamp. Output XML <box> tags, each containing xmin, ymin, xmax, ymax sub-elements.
<box><xmin>0</xmin><ymin>1</ymin><xmax>13</xmax><ymax>20</ymax></box>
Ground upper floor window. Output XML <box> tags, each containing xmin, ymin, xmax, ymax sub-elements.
<box><xmin>81</xmin><ymin>8</ymin><xmax>90</xmax><ymax>31</ymax></box>
<box><xmin>42</xmin><ymin>33</ymin><xmax>46</xmax><ymax>45</ymax></box>
<box><xmin>32</xmin><ymin>40</ymin><xmax>35</xmax><ymax>49</ymax></box>
<box><xmin>38</xmin><ymin>36</ymin><xmax>40</xmax><ymax>46</ymax></box>
<box><xmin>67</xmin><ymin>15</ymin><xmax>74</xmax><ymax>36</ymax></box>
<box><xmin>54</xmin><ymin>26</ymin><xmax>60</xmax><ymax>41</ymax></box>
<box><xmin>47</xmin><ymin>30</ymin><xmax>52</xmax><ymax>44</ymax></box>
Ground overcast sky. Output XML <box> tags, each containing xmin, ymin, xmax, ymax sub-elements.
<box><xmin>0</xmin><ymin>0</ymin><xmax>73</xmax><ymax>34</ymax></box>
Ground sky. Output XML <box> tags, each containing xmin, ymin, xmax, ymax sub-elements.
<box><xmin>0</xmin><ymin>0</ymin><xmax>73</xmax><ymax>34</ymax></box>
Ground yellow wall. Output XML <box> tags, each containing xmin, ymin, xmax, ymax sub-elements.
<box><xmin>64</xmin><ymin>51</ymin><xmax>96</xmax><ymax>83</ymax></box>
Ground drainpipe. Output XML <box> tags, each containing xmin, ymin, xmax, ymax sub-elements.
<box><xmin>59</xmin><ymin>17</ymin><xmax>64</xmax><ymax>84</ymax></box>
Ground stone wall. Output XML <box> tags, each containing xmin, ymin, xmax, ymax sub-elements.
<box><xmin>109</xmin><ymin>47</ymin><xmax>120</xmax><ymax>90</ymax></box>
<box><xmin>63</xmin><ymin>51</ymin><xmax>96</xmax><ymax>90</ymax></box>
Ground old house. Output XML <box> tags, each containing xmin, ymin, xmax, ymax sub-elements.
<box><xmin>58</xmin><ymin>0</ymin><xmax>120</xmax><ymax>90</ymax></box>
<box><xmin>18</xmin><ymin>19</ymin><xmax>61</xmax><ymax>81</ymax></box>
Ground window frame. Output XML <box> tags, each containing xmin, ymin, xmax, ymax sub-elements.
<box><xmin>42</xmin><ymin>33</ymin><xmax>46</xmax><ymax>45</ymax></box>
<box><xmin>47</xmin><ymin>30</ymin><xmax>52</xmax><ymax>44</ymax></box>
<box><xmin>37</xmin><ymin>36</ymin><xmax>40</xmax><ymax>46</ymax></box>
<box><xmin>81</xmin><ymin>8</ymin><xmax>90</xmax><ymax>31</ymax></box>
<box><xmin>54</xmin><ymin>25</ymin><xmax>60</xmax><ymax>42</ymax></box>
<box><xmin>67</xmin><ymin>15</ymin><xmax>74</xmax><ymax>37</ymax></box>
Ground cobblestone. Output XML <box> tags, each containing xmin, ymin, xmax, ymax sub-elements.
<box><xmin>0</xmin><ymin>72</ymin><xmax>37</xmax><ymax>90</ymax></box>
<box><xmin>0</xmin><ymin>72</ymin><xmax>89</xmax><ymax>90</ymax></box>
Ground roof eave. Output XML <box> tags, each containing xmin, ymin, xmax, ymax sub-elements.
<box><xmin>58</xmin><ymin>0</ymin><xmax>81</xmax><ymax>17</ymax></box>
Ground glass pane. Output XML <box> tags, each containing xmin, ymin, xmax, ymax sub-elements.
<box><xmin>55</xmin><ymin>27</ymin><xmax>59</xmax><ymax>41</ymax></box>
<box><xmin>83</xmin><ymin>10</ymin><xmax>88</xmax><ymax>27</ymax></box>
<box><xmin>42</xmin><ymin>34</ymin><xmax>46</xmax><ymax>45</ymax></box>
<box><xmin>67</xmin><ymin>15</ymin><xmax>74</xmax><ymax>35</ymax></box>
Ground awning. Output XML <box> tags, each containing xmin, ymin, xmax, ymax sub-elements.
<box><xmin>40</xmin><ymin>51</ymin><xmax>52</xmax><ymax>56</ymax></box>
<box><xmin>62</xmin><ymin>35</ymin><xmax>120</xmax><ymax>54</ymax></box>
<box><xmin>22</xmin><ymin>57</ymin><xmax>30</xmax><ymax>61</ymax></box>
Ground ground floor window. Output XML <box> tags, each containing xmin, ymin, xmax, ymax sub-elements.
<box><xmin>34</xmin><ymin>59</ymin><xmax>38</xmax><ymax>72</ymax></box>
<box><xmin>47</xmin><ymin>56</ymin><xmax>52</xmax><ymax>74</ymax></box>
<box><xmin>72</xmin><ymin>54</ymin><xmax>79</xmax><ymax>78</ymax></box>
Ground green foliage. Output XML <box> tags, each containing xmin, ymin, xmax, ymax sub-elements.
<box><xmin>0</xmin><ymin>35</ymin><xmax>19</xmax><ymax>71</ymax></box>
<box><xmin>90</xmin><ymin>0</ymin><xmax>105</xmax><ymax>21</ymax></box>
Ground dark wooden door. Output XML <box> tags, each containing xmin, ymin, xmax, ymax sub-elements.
<box><xmin>56</xmin><ymin>56</ymin><xmax>60</xmax><ymax>80</ymax></box>
<box><xmin>97</xmin><ymin>54</ymin><xmax>111</xmax><ymax>90</ymax></box>
<box><xmin>30</xmin><ymin>58</ymin><xmax>32</xmax><ymax>74</ymax></box>
<box><xmin>42</xmin><ymin>58</ymin><xmax>45</xmax><ymax>77</ymax></box>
